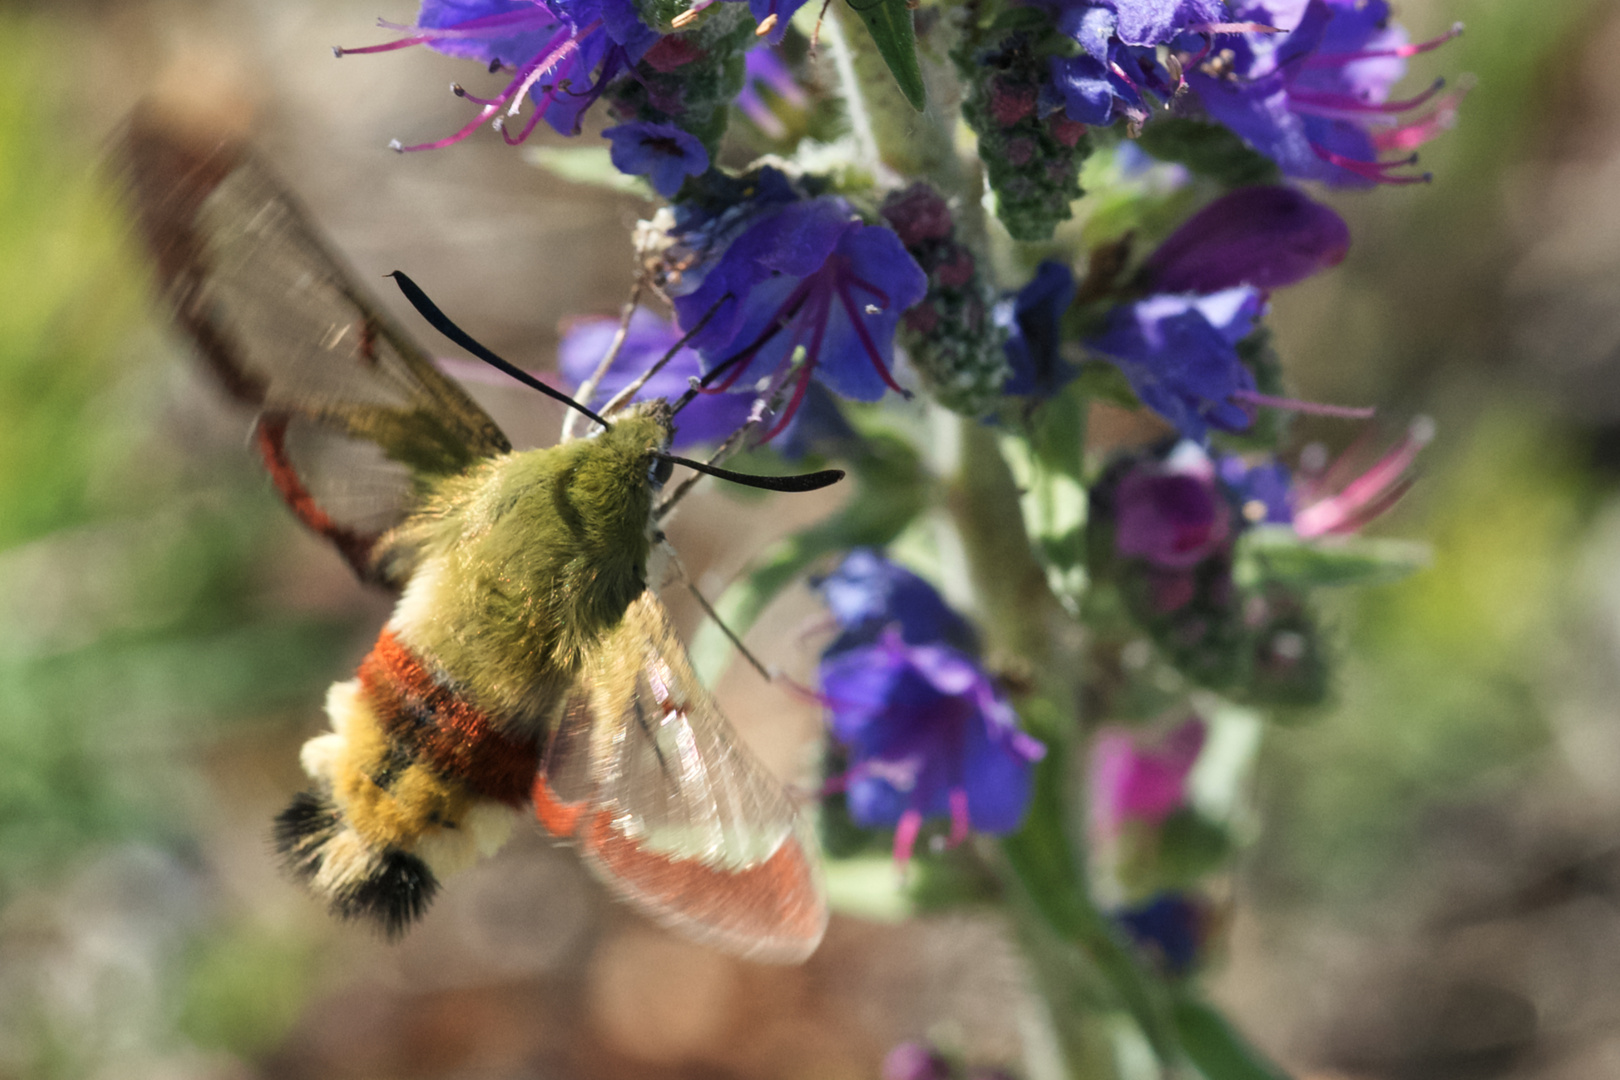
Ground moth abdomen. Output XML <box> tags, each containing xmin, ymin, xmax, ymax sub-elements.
<box><xmin>276</xmin><ymin>631</ymin><xmax>537</xmax><ymax>935</ymax></box>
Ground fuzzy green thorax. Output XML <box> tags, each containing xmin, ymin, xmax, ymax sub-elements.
<box><xmin>386</xmin><ymin>403</ymin><xmax>673</xmax><ymax>727</ymax></box>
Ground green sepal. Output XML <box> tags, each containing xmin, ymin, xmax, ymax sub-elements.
<box><xmin>690</xmin><ymin>431</ymin><xmax>928</xmax><ymax>683</ymax></box>
<box><xmin>999</xmin><ymin>383</ymin><xmax>1090</xmax><ymax>616</ymax></box>
<box><xmin>1237</xmin><ymin>527</ymin><xmax>1431</xmax><ymax>589</ymax></box>
<box><xmin>1171</xmin><ymin>996</ymin><xmax>1293</xmax><ymax>1080</ymax></box>
<box><xmin>1134</xmin><ymin>117</ymin><xmax>1281</xmax><ymax>188</ymax></box>
<box><xmin>844</xmin><ymin>0</ymin><xmax>927</xmax><ymax>111</ymax></box>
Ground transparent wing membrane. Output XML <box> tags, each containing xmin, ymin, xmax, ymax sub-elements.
<box><xmin>539</xmin><ymin>592</ymin><xmax>827</xmax><ymax>962</ymax></box>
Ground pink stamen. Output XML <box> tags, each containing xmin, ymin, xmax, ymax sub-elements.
<box><xmin>1231</xmin><ymin>389</ymin><xmax>1377</xmax><ymax>419</ymax></box>
<box><xmin>1293</xmin><ymin>417</ymin><xmax>1433</xmax><ymax>538</ymax></box>
<box><xmin>1309</xmin><ymin>143</ymin><xmax>1431</xmax><ymax>184</ymax></box>
<box><xmin>453</xmin><ymin>84</ymin><xmax>506</xmax><ymax>107</ymax></box>
<box><xmin>1289</xmin><ymin>77</ymin><xmax>1446</xmax><ymax>117</ymax></box>
<box><xmin>1189</xmin><ymin>21</ymin><xmax>1279</xmax><ymax>35</ymax></box>
<box><xmin>947</xmin><ymin>788</ymin><xmax>971</xmax><ymax>847</ymax></box>
<box><xmin>1371</xmin><ymin>94</ymin><xmax>1463</xmax><ymax>152</ymax></box>
<box><xmin>893</xmin><ymin>808</ymin><xmax>924</xmax><ymax>868</ymax></box>
<box><xmin>507</xmin><ymin>22</ymin><xmax>596</xmax><ymax>116</ymax></box>
<box><xmin>837</xmin><ymin>284</ymin><xmax>909</xmax><ymax>397</ymax></box>
<box><xmin>335</xmin><ymin>36</ymin><xmax>435</xmax><ymax>56</ymax></box>
<box><xmin>1305</xmin><ymin>22</ymin><xmax>1463</xmax><ymax>66</ymax></box>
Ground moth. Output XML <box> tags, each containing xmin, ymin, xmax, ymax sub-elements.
<box><xmin>114</xmin><ymin>109</ymin><xmax>830</xmax><ymax>963</ymax></box>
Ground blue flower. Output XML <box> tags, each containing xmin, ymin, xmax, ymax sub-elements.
<box><xmin>603</xmin><ymin>121</ymin><xmax>708</xmax><ymax>196</ymax></box>
<box><xmin>1043</xmin><ymin>0</ymin><xmax>1229</xmax><ymax>127</ymax></box>
<box><xmin>820</xmin><ymin>631</ymin><xmax>1046</xmax><ymax>866</ymax></box>
<box><xmin>1217</xmin><ymin>454</ymin><xmax>1294</xmax><ymax>525</ymax></box>
<box><xmin>338</xmin><ymin>0</ymin><xmax>656</xmax><ymax>149</ymax></box>
<box><xmin>1115</xmin><ymin>892</ymin><xmax>1209</xmax><ymax>975</ymax></box>
<box><xmin>1087</xmin><ymin>287</ymin><xmax>1263</xmax><ymax>441</ymax></box>
<box><xmin>815</xmin><ymin>549</ymin><xmax>979</xmax><ymax>658</ymax></box>
<box><xmin>557</xmin><ymin>309</ymin><xmax>752</xmax><ymax>449</ymax></box>
<box><xmin>999</xmin><ymin>260</ymin><xmax>1077</xmax><ymax>398</ymax></box>
<box><xmin>1143</xmin><ymin>185</ymin><xmax>1350</xmax><ymax>294</ymax></box>
<box><xmin>1185</xmin><ymin>0</ymin><xmax>1463</xmax><ymax>185</ymax></box>
<box><xmin>670</xmin><ymin>193</ymin><xmax>927</xmax><ymax>439</ymax></box>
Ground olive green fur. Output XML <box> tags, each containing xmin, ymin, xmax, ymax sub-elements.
<box><xmin>384</xmin><ymin>403</ymin><xmax>671</xmax><ymax>728</ymax></box>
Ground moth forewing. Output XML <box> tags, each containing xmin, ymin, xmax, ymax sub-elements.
<box><xmin>539</xmin><ymin>592</ymin><xmax>828</xmax><ymax>963</ymax></box>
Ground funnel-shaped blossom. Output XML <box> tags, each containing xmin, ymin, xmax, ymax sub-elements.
<box><xmin>603</xmin><ymin>121</ymin><xmax>708</xmax><ymax>196</ymax></box>
<box><xmin>558</xmin><ymin>309</ymin><xmax>752</xmax><ymax>449</ymax></box>
<box><xmin>1144</xmin><ymin>185</ymin><xmax>1350</xmax><ymax>294</ymax></box>
<box><xmin>1087</xmin><ymin>287</ymin><xmax>1263</xmax><ymax>441</ymax></box>
<box><xmin>1186</xmin><ymin>0</ymin><xmax>1463</xmax><ymax>185</ymax></box>
<box><xmin>1112</xmin><ymin>443</ymin><xmax>1232</xmax><ymax>569</ymax></box>
<box><xmin>1116</xmin><ymin>892</ymin><xmax>1210</xmax><ymax>975</ymax></box>
<box><xmin>815</xmin><ymin>549</ymin><xmax>979</xmax><ymax>658</ymax></box>
<box><xmin>671</xmin><ymin>194</ymin><xmax>927</xmax><ymax>440</ymax></box>
<box><xmin>1089</xmin><ymin>716</ymin><xmax>1205</xmax><ymax>839</ymax></box>
<box><xmin>821</xmin><ymin>631</ymin><xmax>1046</xmax><ymax>867</ymax></box>
<box><xmin>337</xmin><ymin>0</ymin><xmax>656</xmax><ymax>149</ymax></box>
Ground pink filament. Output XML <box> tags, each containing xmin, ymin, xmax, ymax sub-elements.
<box><xmin>1231</xmin><ymin>389</ymin><xmax>1377</xmax><ymax>419</ymax></box>
<box><xmin>893</xmin><ymin>809</ymin><xmax>924</xmax><ymax>868</ymax></box>
<box><xmin>1293</xmin><ymin>418</ymin><xmax>1433</xmax><ymax>538</ymax></box>
<box><xmin>1305</xmin><ymin>22</ymin><xmax>1463</xmax><ymax>66</ymax></box>
<box><xmin>1289</xmin><ymin>77</ymin><xmax>1446</xmax><ymax>117</ymax></box>
<box><xmin>947</xmin><ymin>788</ymin><xmax>971</xmax><ymax>847</ymax></box>
<box><xmin>1309</xmin><ymin>143</ymin><xmax>1431</xmax><ymax>185</ymax></box>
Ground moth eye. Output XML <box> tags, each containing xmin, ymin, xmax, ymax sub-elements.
<box><xmin>648</xmin><ymin>455</ymin><xmax>674</xmax><ymax>489</ymax></box>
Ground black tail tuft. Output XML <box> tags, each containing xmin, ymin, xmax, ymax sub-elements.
<box><xmin>273</xmin><ymin>789</ymin><xmax>342</xmax><ymax>882</ymax></box>
<box><xmin>271</xmin><ymin>790</ymin><xmax>439</xmax><ymax>939</ymax></box>
<box><xmin>335</xmin><ymin>848</ymin><xmax>439</xmax><ymax>940</ymax></box>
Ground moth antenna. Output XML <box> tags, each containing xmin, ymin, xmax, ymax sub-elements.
<box><xmin>670</xmin><ymin>555</ymin><xmax>773</xmax><ymax>683</ymax></box>
<box><xmin>659</xmin><ymin>453</ymin><xmax>843</xmax><ymax>493</ymax></box>
<box><xmin>388</xmin><ymin>271</ymin><xmax>611</xmax><ymax>429</ymax></box>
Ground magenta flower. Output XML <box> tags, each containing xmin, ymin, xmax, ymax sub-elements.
<box><xmin>1144</xmin><ymin>185</ymin><xmax>1351</xmax><ymax>294</ymax></box>
<box><xmin>1111</xmin><ymin>443</ymin><xmax>1233</xmax><ymax>569</ymax></box>
<box><xmin>1089</xmin><ymin>716</ymin><xmax>1206</xmax><ymax>839</ymax></box>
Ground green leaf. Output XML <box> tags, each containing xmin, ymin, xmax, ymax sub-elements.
<box><xmin>1172</xmin><ymin>996</ymin><xmax>1293</xmax><ymax>1080</ymax></box>
<box><xmin>999</xmin><ymin>384</ymin><xmax>1090</xmax><ymax>615</ymax></box>
<box><xmin>844</xmin><ymin>0</ymin><xmax>927</xmax><ymax>111</ymax></box>
<box><xmin>1237</xmin><ymin>527</ymin><xmax>1431</xmax><ymax>589</ymax></box>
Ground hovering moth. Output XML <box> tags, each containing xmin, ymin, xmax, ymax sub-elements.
<box><xmin>114</xmin><ymin>110</ymin><xmax>830</xmax><ymax>963</ymax></box>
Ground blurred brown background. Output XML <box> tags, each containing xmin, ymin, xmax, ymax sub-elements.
<box><xmin>3</xmin><ymin>0</ymin><xmax>1620</xmax><ymax>1077</ymax></box>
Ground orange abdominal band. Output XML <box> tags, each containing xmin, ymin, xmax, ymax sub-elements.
<box><xmin>358</xmin><ymin>631</ymin><xmax>540</xmax><ymax>805</ymax></box>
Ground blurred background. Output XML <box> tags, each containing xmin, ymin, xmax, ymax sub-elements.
<box><xmin>3</xmin><ymin>0</ymin><xmax>1619</xmax><ymax>1077</ymax></box>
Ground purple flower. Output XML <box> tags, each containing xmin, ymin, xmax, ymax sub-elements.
<box><xmin>815</xmin><ymin>549</ymin><xmax>978</xmax><ymax>658</ymax></box>
<box><xmin>1112</xmin><ymin>443</ymin><xmax>1232</xmax><ymax>569</ymax></box>
<box><xmin>999</xmin><ymin>260</ymin><xmax>1077</xmax><ymax>398</ymax></box>
<box><xmin>882</xmin><ymin>1043</ymin><xmax>952</xmax><ymax>1080</ymax></box>
<box><xmin>337</xmin><ymin>0</ymin><xmax>655</xmax><ymax>149</ymax></box>
<box><xmin>1116</xmin><ymin>892</ymin><xmax>1209</xmax><ymax>975</ymax></box>
<box><xmin>1185</xmin><ymin>0</ymin><xmax>1463</xmax><ymax>185</ymax></box>
<box><xmin>1218</xmin><ymin>454</ymin><xmax>1295</xmax><ymax>526</ymax></box>
<box><xmin>1087</xmin><ymin>287</ymin><xmax>1263</xmax><ymax>441</ymax></box>
<box><xmin>1144</xmin><ymin>186</ymin><xmax>1350</xmax><ymax>294</ymax></box>
<box><xmin>671</xmin><ymin>195</ymin><xmax>927</xmax><ymax>440</ymax></box>
<box><xmin>821</xmin><ymin>631</ymin><xmax>1046</xmax><ymax>866</ymax></box>
<box><xmin>1089</xmin><ymin>716</ymin><xmax>1205</xmax><ymax>839</ymax></box>
<box><xmin>603</xmin><ymin>121</ymin><xmax>708</xmax><ymax>196</ymax></box>
<box><xmin>1044</xmin><ymin>0</ymin><xmax>1232</xmax><ymax>127</ymax></box>
<box><xmin>558</xmin><ymin>309</ymin><xmax>753</xmax><ymax>448</ymax></box>
<box><xmin>736</xmin><ymin>47</ymin><xmax>806</xmax><ymax>138</ymax></box>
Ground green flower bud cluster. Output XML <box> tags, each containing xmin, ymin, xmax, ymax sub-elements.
<box><xmin>880</xmin><ymin>183</ymin><xmax>1009</xmax><ymax>417</ymax></box>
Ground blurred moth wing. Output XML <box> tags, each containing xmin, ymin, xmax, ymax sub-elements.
<box><xmin>114</xmin><ymin>108</ymin><xmax>827</xmax><ymax>960</ymax></box>
<box><xmin>538</xmin><ymin>592</ymin><xmax>827</xmax><ymax>963</ymax></box>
